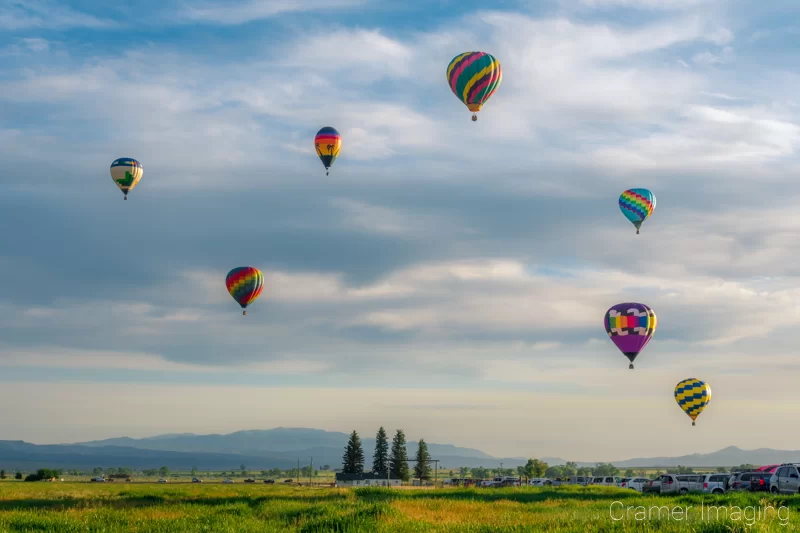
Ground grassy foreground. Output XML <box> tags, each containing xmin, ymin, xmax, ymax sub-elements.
<box><xmin>0</xmin><ymin>483</ymin><xmax>799</xmax><ymax>532</ymax></box>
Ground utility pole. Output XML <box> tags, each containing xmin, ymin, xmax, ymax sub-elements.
<box><xmin>500</xmin><ymin>462</ymin><xmax>503</xmax><ymax>475</ymax></box>
<box><xmin>310</xmin><ymin>457</ymin><xmax>313</xmax><ymax>487</ymax></box>
<box><xmin>297</xmin><ymin>458</ymin><xmax>299</xmax><ymax>484</ymax></box>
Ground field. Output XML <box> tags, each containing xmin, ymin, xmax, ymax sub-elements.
<box><xmin>1</xmin><ymin>483</ymin><xmax>799</xmax><ymax>532</ymax></box>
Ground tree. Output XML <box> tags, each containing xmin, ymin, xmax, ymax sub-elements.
<box><xmin>300</xmin><ymin>465</ymin><xmax>313</xmax><ymax>477</ymax></box>
<box><xmin>577</xmin><ymin>466</ymin><xmax>593</xmax><ymax>477</ymax></box>
<box><xmin>239</xmin><ymin>464</ymin><xmax>247</xmax><ymax>475</ymax></box>
<box><xmin>594</xmin><ymin>463</ymin><xmax>619</xmax><ymax>476</ymax></box>
<box><xmin>413</xmin><ymin>439</ymin><xmax>432</xmax><ymax>481</ymax></box>
<box><xmin>158</xmin><ymin>466</ymin><xmax>169</xmax><ymax>477</ymax></box>
<box><xmin>92</xmin><ymin>467</ymin><xmax>103</xmax><ymax>476</ymax></box>
<box><xmin>191</xmin><ymin>467</ymin><xmax>198</xmax><ymax>477</ymax></box>
<box><xmin>390</xmin><ymin>429</ymin><xmax>410</xmax><ymax>481</ymax></box>
<box><xmin>0</xmin><ymin>470</ymin><xmax>5</xmax><ymax>479</ymax></box>
<box><xmin>458</xmin><ymin>467</ymin><xmax>469</xmax><ymax>478</ymax></box>
<box><xmin>564</xmin><ymin>462</ymin><xmax>578</xmax><ymax>478</ymax></box>
<box><xmin>372</xmin><ymin>427</ymin><xmax>389</xmax><ymax>477</ymax></box>
<box><xmin>342</xmin><ymin>430</ymin><xmax>365</xmax><ymax>474</ymax></box>
<box><xmin>14</xmin><ymin>472</ymin><xmax>22</xmax><ymax>480</ymax></box>
<box><xmin>471</xmin><ymin>467</ymin><xmax>489</xmax><ymax>479</ymax></box>
<box><xmin>625</xmin><ymin>469</ymin><xmax>634</xmax><ymax>477</ymax></box>
<box><xmin>321</xmin><ymin>465</ymin><xmax>330</xmax><ymax>471</ymax></box>
<box><xmin>716</xmin><ymin>467</ymin><xmax>728</xmax><ymax>473</ymax></box>
<box><xmin>517</xmin><ymin>466</ymin><xmax>528</xmax><ymax>483</ymax></box>
<box><xmin>527</xmin><ymin>459</ymin><xmax>548</xmax><ymax>478</ymax></box>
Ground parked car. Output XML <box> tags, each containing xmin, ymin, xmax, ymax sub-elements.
<box><xmin>642</xmin><ymin>479</ymin><xmax>661</xmax><ymax>494</ymax></box>
<box><xmin>223</xmin><ymin>479</ymin><xmax>234</xmax><ymax>484</ymax></box>
<box><xmin>264</xmin><ymin>479</ymin><xmax>275</xmax><ymax>484</ymax></box>
<box><xmin>90</xmin><ymin>477</ymin><xmax>105</xmax><ymax>482</ymax></box>
<box><xmin>590</xmin><ymin>476</ymin><xmax>622</xmax><ymax>486</ymax></box>
<box><xmin>729</xmin><ymin>472</ymin><xmax>758</xmax><ymax>491</ymax></box>
<box><xmin>244</xmin><ymin>478</ymin><xmax>256</xmax><ymax>483</ymax></box>
<box><xmin>569</xmin><ymin>476</ymin><xmax>592</xmax><ymax>486</ymax></box>
<box><xmin>749</xmin><ymin>472</ymin><xmax>773</xmax><ymax>493</ymax></box>
<box><xmin>620</xmin><ymin>477</ymin><xmax>651</xmax><ymax>492</ymax></box>
<box><xmin>528</xmin><ymin>478</ymin><xmax>552</xmax><ymax>487</ymax></box>
<box><xmin>702</xmin><ymin>474</ymin><xmax>728</xmax><ymax>494</ymax></box>
<box><xmin>284</xmin><ymin>479</ymin><xmax>294</xmax><ymax>483</ymax></box>
<box><xmin>770</xmin><ymin>464</ymin><xmax>800</xmax><ymax>494</ymax></box>
<box><xmin>157</xmin><ymin>479</ymin><xmax>168</xmax><ymax>483</ymax></box>
<box><xmin>191</xmin><ymin>478</ymin><xmax>202</xmax><ymax>483</ymax></box>
<box><xmin>660</xmin><ymin>474</ymin><xmax>704</xmax><ymax>494</ymax></box>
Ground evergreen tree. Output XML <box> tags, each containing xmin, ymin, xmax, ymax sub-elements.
<box><xmin>413</xmin><ymin>439</ymin><xmax>432</xmax><ymax>481</ymax></box>
<box><xmin>342</xmin><ymin>430</ymin><xmax>365</xmax><ymax>474</ymax></box>
<box><xmin>372</xmin><ymin>427</ymin><xmax>389</xmax><ymax>476</ymax></box>
<box><xmin>390</xmin><ymin>429</ymin><xmax>410</xmax><ymax>481</ymax></box>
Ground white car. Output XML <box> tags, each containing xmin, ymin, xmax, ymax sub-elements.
<box><xmin>701</xmin><ymin>474</ymin><xmax>728</xmax><ymax>494</ymax></box>
<box><xmin>620</xmin><ymin>477</ymin><xmax>651</xmax><ymax>492</ymax></box>
<box><xmin>158</xmin><ymin>479</ymin><xmax>168</xmax><ymax>483</ymax></box>
<box><xmin>770</xmin><ymin>464</ymin><xmax>800</xmax><ymax>494</ymax></box>
<box><xmin>590</xmin><ymin>476</ymin><xmax>622</xmax><ymax>486</ymax></box>
<box><xmin>528</xmin><ymin>478</ymin><xmax>552</xmax><ymax>486</ymax></box>
<box><xmin>90</xmin><ymin>477</ymin><xmax>105</xmax><ymax>482</ymax></box>
<box><xmin>223</xmin><ymin>478</ymin><xmax>234</xmax><ymax>484</ymax></box>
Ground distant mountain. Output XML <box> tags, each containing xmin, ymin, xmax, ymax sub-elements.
<box><xmin>73</xmin><ymin>427</ymin><xmax>494</xmax><ymax>468</ymax></box>
<box><xmin>612</xmin><ymin>446</ymin><xmax>800</xmax><ymax>468</ymax></box>
<box><xmin>0</xmin><ymin>440</ymin><xmax>299</xmax><ymax>471</ymax></box>
<box><xmin>2</xmin><ymin>427</ymin><xmax>795</xmax><ymax>472</ymax></box>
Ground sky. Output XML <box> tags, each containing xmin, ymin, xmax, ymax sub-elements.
<box><xmin>1</xmin><ymin>0</ymin><xmax>800</xmax><ymax>462</ymax></box>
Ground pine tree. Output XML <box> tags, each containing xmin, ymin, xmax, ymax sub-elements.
<box><xmin>372</xmin><ymin>427</ymin><xmax>389</xmax><ymax>476</ymax></box>
<box><xmin>390</xmin><ymin>429</ymin><xmax>410</xmax><ymax>481</ymax></box>
<box><xmin>413</xmin><ymin>439</ymin><xmax>432</xmax><ymax>481</ymax></box>
<box><xmin>342</xmin><ymin>430</ymin><xmax>365</xmax><ymax>474</ymax></box>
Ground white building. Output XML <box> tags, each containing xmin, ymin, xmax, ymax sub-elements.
<box><xmin>335</xmin><ymin>472</ymin><xmax>402</xmax><ymax>487</ymax></box>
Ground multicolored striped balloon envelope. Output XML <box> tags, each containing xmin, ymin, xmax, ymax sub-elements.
<box><xmin>110</xmin><ymin>158</ymin><xmax>143</xmax><ymax>200</ymax></box>
<box><xmin>446</xmin><ymin>52</ymin><xmax>502</xmax><ymax>121</ymax></box>
<box><xmin>225</xmin><ymin>267</ymin><xmax>264</xmax><ymax>316</ymax></box>
<box><xmin>674</xmin><ymin>378</ymin><xmax>711</xmax><ymax>426</ymax></box>
<box><xmin>604</xmin><ymin>303</ymin><xmax>657</xmax><ymax>369</ymax></box>
<box><xmin>314</xmin><ymin>127</ymin><xmax>342</xmax><ymax>175</ymax></box>
<box><xmin>619</xmin><ymin>189</ymin><xmax>656</xmax><ymax>234</ymax></box>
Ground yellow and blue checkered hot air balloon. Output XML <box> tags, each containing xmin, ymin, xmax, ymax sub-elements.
<box><xmin>674</xmin><ymin>378</ymin><xmax>711</xmax><ymax>426</ymax></box>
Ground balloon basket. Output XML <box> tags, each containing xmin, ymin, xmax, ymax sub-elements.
<box><xmin>242</xmin><ymin>310</ymin><xmax>247</xmax><ymax>316</ymax></box>
<box><xmin>692</xmin><ymin>421</ymin><xmax>696</xmax><ymax>426</ymax></box>
<box><xmin>629</xmin><ymin>363</ymin><xmax>634</xmax><ymax>370</ymax></box>
<box><xmin>124</xmin><ymin>196</ymin><xmax>127</xmax><ymax>200</ymax></box>
<box><xmin>471</xmin><ymin>114</ymin><xmax>477</xmax><ymax>122</ymax></box>
<box><xmin>636</xmin><ymin>229</ymin><xmax>639</xmax><ymax>234</ymax></box>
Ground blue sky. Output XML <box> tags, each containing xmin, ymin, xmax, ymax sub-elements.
<box><xmin>1</xmin><ymin>0</ymin><xmax>800</xmax><ymax>460</ymax></box>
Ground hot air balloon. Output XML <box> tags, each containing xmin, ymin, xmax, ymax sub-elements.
<box><xmin>619</xmin><ymin>189</ymin><xmax>656</xmax><ymax>234</ymax></box>
<box><xmin>110</xmin><ymin>158</ymin><xmax>143</xmax><ymax>200</ymax></box>
<box><xmin>674</xmin><ymin>378</ymin><xmax>711</xmax><ymax>426</ymax></box>
<box><xmin>225</xmin><ymin>267</ymin><xmax>264</xmax><ymax>316</ymax></box>
<box><xmin>314</xmin><ymin>127</ymin><xmax>341</xmax><ymax>175</ymax></box>
<box><xmin>604</xmin><ymin>303</ymin><xmax>657</xmax><ymax>369</ymax></box>
<box><xmin>446</xmin><ymin>52</ymin><xmax>502</xmax><ymax>121</ymax></box>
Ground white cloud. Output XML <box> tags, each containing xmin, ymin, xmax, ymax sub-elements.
<box><xmin>0</xmin><ymin>0</ymin><xmax>116</xmax><ymax>30</ymax></box>
<box><xmin>171</xmin><ymin>0</ymin><xmax>366</xmax><ymax>25</ymax></box>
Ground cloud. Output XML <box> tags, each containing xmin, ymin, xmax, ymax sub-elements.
<box><xmin>170</xmin><ymin>0</ymin><xmax>366</xmax><ymax>25</ymax></box>
<box><xmin>0</xmin><ymin>0</ymin><xmax>116</xmax><ymax>30</ymax></box>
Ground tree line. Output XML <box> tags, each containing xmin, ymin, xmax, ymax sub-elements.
<box><xmin>342</xmin><ymin>427</ymin><xmax>432</xmax><ymax>482</ymax></box>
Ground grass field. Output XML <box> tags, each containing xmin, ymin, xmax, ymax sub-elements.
<box><xmin>0</xmin><ymin>483</ymin><xmax>799</xmax><ymax>532</ymax></box>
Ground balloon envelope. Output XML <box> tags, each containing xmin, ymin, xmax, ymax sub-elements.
<box><xmin>110</xmin><ymin>158</ymin><xmax>143</xmax><ymax>197</ymax></box>
<box><xmin>225</xmin><ymin>267</ymin><xmax>264</xmax><ymax>310</ymax></box>
<box><xmin>619</xmin><ymin>189</ymin><xmax>656</xmax><ymax>233</ymax></box>
<box><xmin>604</xmin><ymin>303</ymin><xmax>657</xmax><ymax>366</ymax></box>
<box><xmin>314</xmin><ymin>127</ymin><xmax>342</xmax><ymax>173</ymax></box>
<box><xmin>446</xmin><ymin>52</ymin><xmax>502</xmax><ymax>115</ymax></box>
<box><xmin>674</xmin><ymin>378</ymin><xmax>711</xmax><ymax>424</ymax></box>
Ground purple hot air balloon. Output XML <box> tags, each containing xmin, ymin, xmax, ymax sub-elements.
<box><xmin>604</xmin><ymin>303</ymin><xmax>657</xmax><ymax>369</ymax></box>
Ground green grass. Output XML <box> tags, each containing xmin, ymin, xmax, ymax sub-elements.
<box><xmin>0</xmin><ymin>483</ymin><xmax>798</xmax><ymax>531</ymax></box>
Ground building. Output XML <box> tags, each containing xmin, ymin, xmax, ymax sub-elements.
<box><xmin>335</xmin><ymin>472</ymin><xmax>402</xmax><ymax>487</ymax></box>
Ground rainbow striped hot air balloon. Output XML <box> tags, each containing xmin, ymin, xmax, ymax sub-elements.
<box><xmin>604</xmin><ymin>303</ymin><xmax>657</xmax><ymax>369</ymax></box>
<box><xmin>446</xmin><ymin>52</ymin><xmax>502</xmax><ymax>121</ymax></box>
<box><xmin>619</xmin><ymin>189</ymin><xmax>656</xmax><ymax>234</ymax></box>
<box><xmin>314</xmin><ymin>127</ymin><xmax>342</xmax><ymax>175</ymax></box>
<box><xmin>110</xmin><ymin>158</ymin><xmax>143</xmax><ymax>200</ymax></box>
<box><xmin>674</xmin><ymin>378</ymin><xmax>711</xmax><ymax>426</ymax></box>
<box><xmin>225</xmin><ymin>267</ymin><xmax>264</xmax><ymax>316</ymax></box>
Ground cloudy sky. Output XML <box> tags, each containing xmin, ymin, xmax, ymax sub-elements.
<box><xmin>1</xmin><ymin>0</ymin><xmax>800</xmax><ymax>461</ymax></box>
